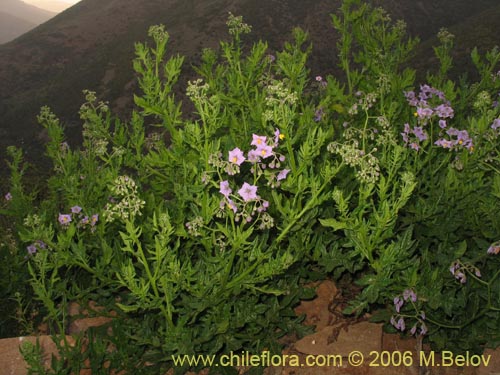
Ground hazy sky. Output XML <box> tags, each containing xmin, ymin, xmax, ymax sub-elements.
<box><xmin>22</xmin><ymin>0</ymin><xmax>82</xmax><ymax>13</ymax></box>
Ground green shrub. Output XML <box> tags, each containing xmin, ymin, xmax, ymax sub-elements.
<box><xmin>2</xmin><ymin>0</ymin><xmax>500</xmax><ymax>372</ymax></box>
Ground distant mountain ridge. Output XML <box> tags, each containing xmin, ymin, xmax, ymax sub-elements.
<box><xmin>0</xmin><ymin>0</ymin><xmax>56</xmax><ymax>43</ymax></box>
<box><xmin>22</xmin><ymin>0</ymin><xmax>76</xmax><ymax>13</ymax></box>
<box><xmin>0</xmin><ymin>11</ymin><xmax>37</xmax><ymax>44</ymax></box>
<box><xmin>0</xmin><ymin>0</ymin><xmax>499</xmax><ymax>168</ymax></box>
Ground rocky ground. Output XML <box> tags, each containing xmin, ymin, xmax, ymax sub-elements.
<box><xmin>1</xmin><ymin>281</ymin><xmax>499</xmax><ymax>375</ymax></box>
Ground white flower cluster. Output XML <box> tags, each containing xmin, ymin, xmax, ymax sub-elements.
<box><xmin>103</xmin><ymin>176</ymin><xmax>145</xmax><ymax>223</ymax></box>
<box><xmin>328</xmin><ymin>141</ymin><xmax>380</xmax><ymax>184</ymax></box>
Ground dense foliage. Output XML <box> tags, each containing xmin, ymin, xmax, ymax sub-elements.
<box><xmin>1</xmin><ymin>0</ymin><xmax>500</xmax><ymax>372</ymax></box>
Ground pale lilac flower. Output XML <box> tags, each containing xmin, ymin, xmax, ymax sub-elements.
<box><xmin>439</xmin><ymin>120</ymin><xmax>447</xmax><ymax>129</ymax></box>
<box><xmin>228</xmin><ymin>148</ymin><xmax>245</xmax><ymax>165</ymax></box>
<box><xmin>238</xmin><ymin>182</ymin><xmax>258</xmax><ymax>201</ymax></box>
<box><xmin>91</xmin><ymin>214</ymin><xmax>99</xmax><ymax>226</ymax></box>
<box><xmin>420</xmin><ymin>323</ymin><xmax>428</xmax><ymax>335</ymax></box>
<box><xmin>394</xmin><ymin>297</ymin><xmax>404</xmax><ymax>313</ymax></box>
<box><xmin>412</xmin><ymin>127</ymin><xmax>428</xmax><ymax>142</ymax></box>
<box><xmin>251</xmin><ymin>134</ymin><xmax>267</xmax><ymax>148</ymax></box>
<box><xmin>71</xmin><ymin>205</ymin><xmax>82</xmax><ymax>214</ymax></box>
<box><xmin>27</xmin><ymin>244</ymin><xmax>37</xmax><ymax>255</ymax></box>
<box><xmin>315</xmin><ymin>76</ymin><xmax>323</xmax><ymax>82</ymax></box>
<box><xmin>277</xmin><ymin>169</ymin><xmax>290</xmax><ymax>181</ymax></box>
<box><xmin>410</xmin><ymin>142</ymin><xmax>420</xmax><ymax>151</ymax></box>
<box><xmin>416</xmin><ymin>107</ymin><xmax>433</xmax><ymax>119</ymax></box>
<box><xmin>397</xmin><ymin>317</ymin><xmax>405</xmax><ymax>331</ymax></box>
<box><xmin>403</xmin><ymin>289</ymin><xmax>417</xmax><ymax>303</ymax></box>
<box><xmin>80</xmin><ymin>216</ymin><xmax>89</xmax><ymax>226</ymax></box>
<box><xmin>4</xmin><ymin>192</ymin><xmax>12</xmax><ymax>201</ymax></box>
<box><xmin>456</xmin><ymin>271</ymin><xmax>467</xmax><ymax>284</ymax></box>
<box><xmin>487</xmin><ymin>243</ymin><xmax>500</xmax><ymax>254</ymax></box>
<box><xmin>435</xmin><ymin>139</ymin><xmax>453</xmax><ymax>149</ymax></box>
<box><xmin>314</xmin><ymin>107</ymin><xmax>324</xmax><ymax>122</ymax></box>
<box><xmin>219</xmin><ymin>180</ymin><xmax>232</xmax><ymax>197</ymax></box>
<box><xmin>35</xmin><ymin>240</ymin><xmax>46</xmax><ymax>249</ymax></box>
<box><xmin>401</xmin><ymin>123</ymin><xmax>410</xmax><ymax>143</ymax></box>
<box><xmin>274</xmin><ymin>129</ymin><xmax>284</xmax><ymax>145</ymax></box>
<box><xmin>434</xmin><ymin>104</ymin><xmax>454</xmax><ymax>118</ymax></box>
<box><xmin>226</xmin><ymin>198</ymin><xmax>238</xmax><ymax>213</ymax></box>
<box><xmin>410</xmin><ymin>324</ymin><xmax>417</xmax><ymax>335</ymax></box>
<box><xmin>58</xmin><ymin>213</ymin><xmax>72</xmax><ymax>226</ymax></box>
<box><xmin>247</xmin><ymin>149</ymin><xmax>261</xmax><ymax>163</ymax></box>
<box><xmin>404</xmin><ymin>91</ymin><xmax>419</xmax><ymax>106</ymax></box>
<box><xmin>491</xmin><ymin>119</ymin><xmax>500</xmax><ymax>130</ymax></box>
<box><xmin>257</xmin><ymin>144</ymin><xmax>274</xmax><ymax>159</ymax></box>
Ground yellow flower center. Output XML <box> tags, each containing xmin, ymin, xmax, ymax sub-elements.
<box><xmin>279</xmin><ymin>134</ymin><xmax>285</xmax><ymax>140</ymax></box>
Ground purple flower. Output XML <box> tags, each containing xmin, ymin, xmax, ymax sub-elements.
<box><xmin>226</xmin><ymin>198</ymin><xmax>238</xmax><ymax>213</ymax></box>
<box><xmin>439</xmin><ymin>120</ymin><xmax>447</xmax><ymax>129</ymax></box>
<box><xmin>403</xmin><ymin>289</ymin><xmax>417</xmax><ymax>303</ymax></box>
<box><xmin>219</xmin><ymin>180</ymin><xmax>232</xmax><ymax>197</ymax></box>
<box><xmin>410</xmin><ymin>324</ymin><xmax>417</xmax><ymax>335</ymax></box>
<box><xmin>435</xmin><ymin>139</ymin><xmax>453</xmax><ymax>149</ymax></box>
<box><xmin>314</xmin><ymin>107</ymin><xmax>324</xmax><ymax>122</ymax></box>
<box><xmin>487</xmin><ymin>243</ymin><xmax>500</xmax><ymax>255</ymax></box>
<box><xmin>58</xmin><ymin>213</ymin><xmax>72</xmax><ymax>226</ymax></box>
<box><xmin>410</xmin><ymin>142</ymin><xmax>420</xmax><ymax>151</ymax></box>
<box><xmin>416</xmin><ymin>107</ymin><xmax>433</xmax><ymax>119</ymax></box>
<box><xmin>412</xmin><ymin>126</ymin><xmax>428</xmax><ymax>142</ymax></box>
<box><xmin>420</xmin><ymin>323</ymin><xmax>428</xmax><ymax>335</ymax></box>
<box><xmin>238</xmin><ymin>182</ymin><xmax>258</xmax><ymax>202</ymax></box>
<box><xmin>71</xmin><ymin>205</ymin><xmax>82</xmax><ymax>214</ymax></box>
<box><xmin>274</xmin><ymin>129</ymin><xmax>284</xmax><ymax>145</ymax></box>
<box><xmin>4</xmin><ymin>192</ymin><xmax>12</xmax><ymax>201</ymax></box>
<box><xmin>247</xmin><ymin>149</ymin><xmax>261</xmax><ymax>163</ymax></box>
<box><xmin>401</xmin><ymin>123</ymin><xmax>410</xmax><ymax>143</ymax></box>
<box><xmin>393</xmin><ymin>297</ymin><xmax>404</xmax><ymax>313</ymax></box>
<box><xmin>491</xmin><ymin>119</ymin><xmax>500</xmax><ymax>130</ymax></box>
<box><xmin>456</xmin><ymin>271</ymin><xmax>467</xmax><ymax>284</ymax></box>
<box><xmin>315</xmin><ymin>76</ymin><xmax>323</xmax><ymax>82</ymax></box>
<box><xmin>397</xmin><ymin>317</ymin><xmax>406</xmax><ymax>331</ymax></box>
<box><xmin>434</xmin><ymin>104</ymin><xmax>454</xmax><ymax>119</ymax></box>
<box><xmin>80</xmin><ymin>216</ymin><xmax>89</xmax><ymax>226</ymax></box>
<box><xmin>35</xmin><ymin>240</ymin><xmax>46</xmax><ymax>249</ymax></box>
<box><xmin>257</xmin><ymin>144</ymin><xmax>274</xmax><ymax>159</ymax></box>
<box><xmin>91</xmin><ymin>214</ymin><xmax>99</xmax><ymax>226</ymax></box>
<box><xmin>404</xmin><ymin>91</ymin><xmax>419</xmax><ymax>106</ymax></box>
<box><xmin>228</xmin><ymin>148</ymin><xmax>245</xmax><ymax>165</ymax></box>
<box><xmin>277</xmin><ymin>169</ymin><xmax>290</xmax><ymax>181</ymax></box>
<box><xmin>251</xmin><ymin>134</ymin><xmax>267</xmax><ymax>148</ymax></box>
<box><xmin>27</xmin><ymin>244</ymin><xmax>37</xmax><ymax>255</ymax></box>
